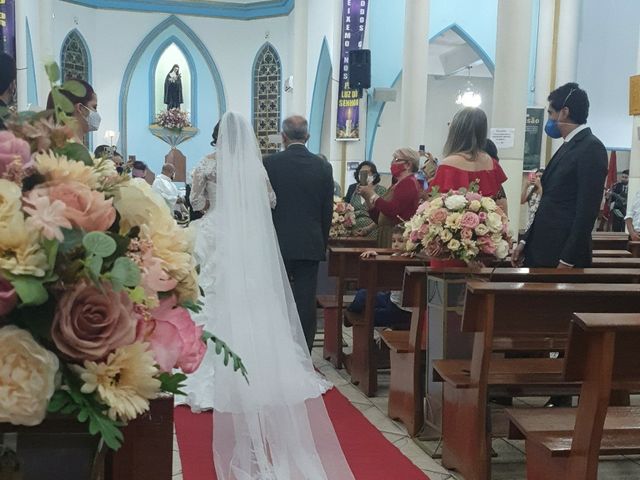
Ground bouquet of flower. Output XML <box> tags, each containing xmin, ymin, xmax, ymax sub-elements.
<box><xmin>0</xmin><ymin>63</ymin><xmax>244</xmax><ymax>450</ymax></box>
<box><xmin>403</xmin><ymin>181</ymin><xmax>511</xmax><ymax>263</ymax></box>
<box><xmin>330</xmin><ymin>197</ymin><xmax>356</xmax><ymax>238</ymax></box>
<box><xmin>155</xmin><ymin>108</ymin><xmax>191</xmax><ymax>130</ymax></box>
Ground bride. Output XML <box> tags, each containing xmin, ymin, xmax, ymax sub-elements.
<box><xmin>183</xmin><ymin>112</ymin><xmax>355</xmax><ymax>480</ymax></box>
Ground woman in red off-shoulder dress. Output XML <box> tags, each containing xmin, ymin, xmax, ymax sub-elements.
<box><xmin>429</xmin><ymin>107</ymin><xmax>507</xmax><ymax>198</ymax></box>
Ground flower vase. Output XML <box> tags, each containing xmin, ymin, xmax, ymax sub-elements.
<box><xmin>429</xmin><ymin>258</ymin><xmax>467</xmax><ymax>269</ymax></box>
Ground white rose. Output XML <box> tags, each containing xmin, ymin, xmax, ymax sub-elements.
<box><xmin>440</xmin><ymin>229</ymin><xmax>453</xmax><ymax>243</ymax></box>
<box><xmin>430</xmin><ymin>197</ymin><xmax>444</xmax><ymax>209</ymax></box>
<box><xmin>444</xmin><ymin>194</ymin><xmax>468</xmax><ymax>211</ymax></box>
<box><xmin>475</xmin><ymin>224</ymin><xmax>490</xmax><ymax>236</ymax></box>
<box><xmin>447</xmin><ymin>239</ymin><xmax>461</xmax><ymax>251</ymax></box>
<box><xmin>0</xmin><ymin>326</ymin><xmax>59</xmax><ymax>426</ymax></box>
<box><xmin>495</xmin><ymin>239</ymin><xmax>510</xmax><ymax>259</ymax></box>
<box><xmin>445</xmin><ymin>212</ymin><xmax>462</xmax><ymax>230</ymax></box>
<box><xmin>480</xmin><ymin>197</ymin><xmax>497</xmax><ymax>211</ymax></box>
<box><xmin>486</xmin><ymin>212</ymin><xmax>503</xmax><ymax>233</ymax></box>
<box><xmin>468</xmin><ymin>200</ymin><xmax>481</xmax><ymax>212</ymax></box>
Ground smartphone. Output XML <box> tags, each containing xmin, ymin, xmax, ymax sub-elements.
<box><xmin>418</xmin><ymin>144</ymin><xmax>426</xmax><ymax>153</ymax></box>
<box><xmin>358</xmin><ymin>170</ymin><xmax>369</xmax><ymax>186</ymax></box>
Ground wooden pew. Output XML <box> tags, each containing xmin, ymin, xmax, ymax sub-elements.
<box><xmin>328</xmin><ymin>236</ymin><xmax>377</xmax><ymax>248</ymax></box>
<box><xmin>506</xmin><ymin>313</ymin><xmax>640</xmax><ymax>480</ymax></box>
<box><xmin>346</xmin><ymin>254</ymin><xmax>427</xmax><ymax>396</ymax></box>
<box><xmin>591</xmin><ymin>232</ymin><xmax>629</xmax><ymax>250</ymax></box>
<box><xmin>388</xmin><ymin>267</ymin><xmax>640</xmax><ymax>437</ymax></box>
<box><xmin>323</xmin><ymin>247</ymin><xmax>394</xmax><ymax>367</ymax></box>
<box><xmin>432</xmin><ymin>282</ymin><xmax>640</xmax><ymax>480</ymax></box>
<box><xmin>592</xmin><ymin>249</ymin><xmax>632</xmax><ymax>258</ymax></box>
<box><xmin>591</xmin><ymin>257</ymin><xmax>640</xmax><ymax>268</ymax></box>
<box><xmin>629</xmin><ymin>240</ymin><xmax>640</xmax><ymax>257</ymax></box>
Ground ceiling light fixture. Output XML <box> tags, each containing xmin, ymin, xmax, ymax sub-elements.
<box><xmin>456</xmin><ymin>66</ymin><xmax>482</xmax><ymax>108</ymax></box>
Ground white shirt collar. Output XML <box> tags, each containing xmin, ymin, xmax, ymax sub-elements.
<box><xmin>564</xmin><ymin>124</ymin><xmax>589</xmax><ymax>143</ymax></box>
<box><xmin>158</xmin><ymin>173</ymin><xmax>173</xmax><ymax>182</ymax></box>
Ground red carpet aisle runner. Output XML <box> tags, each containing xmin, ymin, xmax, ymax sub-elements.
<box><xmin>174</xmin><ymin>388</ymin><xmax>429</xmax><ymax>480</ymax></box>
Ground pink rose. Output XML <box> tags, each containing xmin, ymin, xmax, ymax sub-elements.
<box><xmin>477</xmin><ymin>236</ymin><xmax>496</xmax><ymax>255</ymax></box>
<box><xmin>410</xmin><ymin>230</ymin><xmax>422</xmax><ymax>242</ymax></box>
<box><xmin>429</xmin><ymin>208</ymin><xmax>448</xmax><ymax>225</ymax></box>
<box><xmin>139</xmin><ymin>252</ymin><xmax>178</xmax><ymax>296</ymax></box>
<box><xmin>139</xmin><ymin>296</ymin><xmax>206</xmax><ymax>373</ymax></box>
<box><xmin>37</xmin><ymin>181</ymin><xmax>116</xmax><ymax>232</ymax></box>
<box><xmin>425</xmin><ymin>239</ymin><xmax>444</xmax><ymax>258</ymax></box>
<box><xmin>52</xmin><ymin>281</ymin><xmax>137</xmax><ymax>361</ymax></box>
<box><xmin>0</xmin><ymin>277</ymin><xmax>17</xmax><ymax>317</ymax></box>
<box><xmin>460</xmin><ymin>228</ymin><xmax>473</xmax><ymax>241</ymax></box>
<box><xmin>478</xmin><ymin>212</ymin><xmax>487</xmax><ymax>222</ymax></box>
<box><xmin>0</xmin><ymin>131</ymin><xmax>32</xmax><ymax>177</ymax></box>
<box><xmin>465</xmin><ymin>192</ymin><xmax>482</xmax><ymax>202</ymax></box>
<box><xmin>460</xmin><ymin>212</ymin><xmax>480</xmax><ymax>229</ymax></box>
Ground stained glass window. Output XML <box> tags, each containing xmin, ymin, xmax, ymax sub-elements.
<box><xmin>253</xmin><ymin>44</ymin><xmax>281</xmax><ymax>155</ymax></box>
<box><xmin>61</xmin><ymin>31</ymin><xmax>89</xmax><ymax>82</ymax></box>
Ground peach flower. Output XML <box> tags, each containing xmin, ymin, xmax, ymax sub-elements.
<box><xmin>52</xmin><ymin>281</ymin><xmax>137</xmax><ymax>361</ymax></box>
<box><xmin>460</xmin><ymin>211</ymin><xmax>480</xmax><ymax>230</ymax></box>
<box><xmin>429</xmin><ymin>208</ymin><xmax>449</xmax><ymax>225</ymax></box>
<box><xmin>34</xmin><ymin>181</ymin><xmax>116</xmax><ymax>232</ymax></box>
<box><xmin>0</xmin><ymin>326</ymin><xmax>59</xmax><ymax>426</ymax></box>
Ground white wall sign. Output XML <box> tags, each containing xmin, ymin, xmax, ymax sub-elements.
<box><xmin>490</xmin><ymin>128</ymin><xmax>515</xmax><ymax>149</ymax></box>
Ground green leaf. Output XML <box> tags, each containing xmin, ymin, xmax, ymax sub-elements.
<box><xmin>128</xmin><ymin>285</ymin><xmax>146</xmax><ymax>304</ymax></box>
<box><xmin>47</xmin><ymin>391</ymin><xmax>71</xmax><ymax>413</ymax></box>
<box><xmin>61</xmin><ymin>228</ymin><xmax>84</xmax><ymax>254</ymax></box>
<box><xmin>45</xmin><ymin>62</ymin><xmax>60</xmax><ymax>83</ymax></box>
<box><xmin>181</xmin><ymin>299</ymin><xmax>203</xmax><ymax>313</ymax></box>
<box><xmin>86</xmin><ymin>255</ymin><xmax>103</xmax><ymax>278</ymax></box>
<box><xmin>110</xmin><ymin>257</ymin><xmax>141</xmax><ymax>289</ymax></box>
<box><xmin>77</xmin><ymin>409</ymin><xmax>89</xmax><ymax>422</ymax></box>
<box><xmin>11</xmin><ymin>276</ymin><xmax>49</xmax><ymax>306</ymax></box>
<box><xmin>202</xmin><ymin>331</ymin><xmax>249</xmax><ymax>384</ymax></box>
<box><xmin>54</xmin><ymin>142</ymin><xmax>93</xmax><ymax>166</ymax></box>
<box><xmin>158</xmin><ymin>372</ymin><xmax>187</xmax><ymax>396</ymax></box>
<box><xmin>51</xmin><ymin>88</ymin><xmax>74</xmax><ymax>115</ymax></box>
<box><xmin>42</xmin><ymin>238</ymin><xmax>59</xmax><ymax>274</ymax></box>
<box><xmin>83</xmin><ymin>232</ymin><xmax>117</xmax><ymax>258</ymax></box>
<box><xmin>61</xmin><ymin>80</ymin><xmax>87</xmax><ymax>98</ymax></box>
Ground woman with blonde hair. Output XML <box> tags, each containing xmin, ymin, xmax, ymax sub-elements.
<box><xmin>429</xmin><ymin>107</ymin><xmax>507</xmax><ymax>197</ymax></box>
<box><xmin>358</xmin><ymin>147</ymin><xmax>421</xmax><ymax>246</ymax></box>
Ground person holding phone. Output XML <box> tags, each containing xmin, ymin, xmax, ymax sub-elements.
<box><xmin>346</xmin><ymin>161</ymin><xmax>387</xmax><ymax>238</ymax></box>
<box><xmin>521</xmin><ymin>168</ymin><xmax>544</xmax><ymax>231</ymax></box>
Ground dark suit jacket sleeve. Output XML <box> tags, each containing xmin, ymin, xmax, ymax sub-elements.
<box><xmin>321</xmin><ymin>164</ymin><xmax>334</xmax><ymax>247</ymax></box>
<box><xmin>559</xmin><ymin>142</ymin><xmax>608</xmax><ymax>265</ymax></box>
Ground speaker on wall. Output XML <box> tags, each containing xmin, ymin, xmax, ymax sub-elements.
<box><xmin>348</xmin><ymin>49</ymin><xmax>371</xmax><ymax>90</ymax></box>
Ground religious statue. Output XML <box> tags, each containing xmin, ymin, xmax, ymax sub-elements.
<box><xmin>164</xmin><ymin>64</ymin><xmax>183</xmax><ymax>110</ymax></box>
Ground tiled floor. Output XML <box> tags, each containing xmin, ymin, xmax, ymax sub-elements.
<box><xmin>172</xmin><ymin>323</ymin><xmax>640</xmax><ymax>479</ymax></box>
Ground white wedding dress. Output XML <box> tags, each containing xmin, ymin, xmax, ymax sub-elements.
<box><xmin>184</xmin><ymin>112</ymin><xmax>355</xmax><ymax>480</ymax></box>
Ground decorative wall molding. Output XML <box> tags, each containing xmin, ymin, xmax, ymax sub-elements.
<box><xmin>60</xmin><ymin>0</ymin><xmax>294</xmax><ymax>20</ymax></box>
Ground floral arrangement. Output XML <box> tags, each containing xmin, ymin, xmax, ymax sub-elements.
<box><xmin>330</xmin><ymin>197</ymin><xmax>356</xmax><ymax>238</ymax></box>
<box><xmin>403</xmin><ymin>181</ymin><xmax>511</xmax><ymax>263</ymax></box>
<box><xmin>155</xmin><ymin>108</ymin><xmax>191</xmax><ymax>130</ymax></box>
<box><xmin>0</xmin><ymin>63</ymin><xmax>244</xmax><ymax>450</ymax></box>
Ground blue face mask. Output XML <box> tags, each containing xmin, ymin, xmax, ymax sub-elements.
<box><xmin>544</xmin><ymin>118</ymin><xmax>563</xmax><ymax>139</ymax></box>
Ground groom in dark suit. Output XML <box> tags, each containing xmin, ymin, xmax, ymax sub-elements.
<box><xmin>512</xmin><ymin>83</ymin><xmax>608</xmax><ymax>269</ymax></box>
<box><xmin>264</xmin><ymin>116</ymin><xmax>334</xmax><ymax>351</ymax></box>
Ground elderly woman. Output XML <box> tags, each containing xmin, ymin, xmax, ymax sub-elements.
<box><xmin>358</xmin><ymin>148</ymin><xmax>421</xmax><ymax>247</ymax></box>
<box><xmin>345</xmin><ymin>161</ymin><xmax>387</xmax><ymax>238</ymax></box>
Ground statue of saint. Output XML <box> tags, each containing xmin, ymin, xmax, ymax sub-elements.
<box><xmin>164</xmin><ymin>64</ymin><xmax>183</xmax><ymax>110</ymax></box>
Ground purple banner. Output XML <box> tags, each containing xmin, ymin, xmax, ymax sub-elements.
<box><xmin>336</xmin><ymin>0</ymin><xmax>369</xmax><ymax>141</ymax></box>
<box><xmin>0</xmin><ymin>0</ymin><xmax>16</xmax><ymax>57</ymax></box>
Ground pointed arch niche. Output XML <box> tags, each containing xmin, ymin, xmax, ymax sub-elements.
<box><xmin>252</xmin><ymin>43</ymin><xmax>281</xmax><ymax>155</ymax></box>
<box><xmin>151</xmin><ymin>39</ymin><xmax>195</xmax><ymax>121</ymax></box>
<box><xmin>61</xmin><ymin>29</ymin><xmax>91</xmax><ymax>82</ymax></box>
<box><xmin>119</xmin><ymin>16</ymin><xmax>225</xmax><ymax>174</ymax></box>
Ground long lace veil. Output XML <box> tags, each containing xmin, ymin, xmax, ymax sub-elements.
<box><xmin>210</xmin><ymin>112</ymin><xmax>355</xmax><ymax>480</ymax></box>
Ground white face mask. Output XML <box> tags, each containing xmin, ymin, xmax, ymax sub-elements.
<box><xmin>367</xmin><ymin>175</ymin><xmax>374</xmax><ymax>184</ymax></box>
<box><xmin>82</xmin><ymin>104</ymin><xmax>101</xmax><ymax>132</ymax></box>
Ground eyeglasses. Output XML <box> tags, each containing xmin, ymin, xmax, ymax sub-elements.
<box><xmin>392</xmin><ymin>157</ymin><xmax>409</xmax><ymax>164</ymax></box>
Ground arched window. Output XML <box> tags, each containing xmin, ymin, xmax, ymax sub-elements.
<box><xmin>61</xmin><ymin>30</ymin><xmax>90</xmax><ymax>82</ymax></box>
<box><xmin>253</xmin><ymin>44</ymin><xmax>281</xmax><ymax>155</ymax></box>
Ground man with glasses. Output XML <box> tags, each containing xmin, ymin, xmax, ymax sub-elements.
<box><xmin>512</xmin><ymin>82</ymin><xmax>607</xmax><ymax>269</ymax></box>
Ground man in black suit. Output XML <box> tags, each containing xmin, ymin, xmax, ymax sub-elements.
<box><xmin>512</xmin><ymin>82</ymin><xmax>608</xmax><ymax>269</ymax></box>
<box><xmin>0</xmin><ymin>53</ymin><xmax>17</xmax><ymax>130</ymax></box>
<box><xmin>264</xmin><ymin>116</ymin><xmax>334</xmax><ymax>351</ymax></box>
<box><xmin>607</xmin><ymin>169</ymin><xmax>629</xmax><ymax>232</ymax></box>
